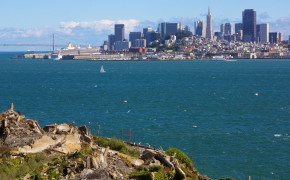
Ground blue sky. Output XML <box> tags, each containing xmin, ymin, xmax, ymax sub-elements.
<box><xmin>0</xmin><ymin>0</ymin><xmax>289</xmax><ymax>51</ymax></box>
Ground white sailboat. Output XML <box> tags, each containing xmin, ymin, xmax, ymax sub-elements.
<box><xmin>100</xmin><ymin>65</ymin><xmax>106</xmax><ymax>73</ymax></box>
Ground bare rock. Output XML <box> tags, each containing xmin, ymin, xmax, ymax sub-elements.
<box><xmin>72</xmin><ymin>169</ymin><xmax>113</xmax><ymax>180</ymax></box>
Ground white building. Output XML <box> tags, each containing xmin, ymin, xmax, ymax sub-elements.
<box><xmin>260</xmin><ymin>24</ymin><xmax>269</xmax><ymax>44</ymax></box>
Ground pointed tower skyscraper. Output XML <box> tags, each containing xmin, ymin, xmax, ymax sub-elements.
<box><xmin>206</xmin><ymin>6</ymin><xmax>213</xmax><ymax>40</ymax></box>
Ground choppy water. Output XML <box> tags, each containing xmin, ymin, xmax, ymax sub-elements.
<box><xmin>0</xmin><ymin>52</ymin><xmax>289</xmax><ymax>179</ymax></box>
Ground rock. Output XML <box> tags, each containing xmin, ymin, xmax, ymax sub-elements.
<box><xmin>140</xmin><ymin>149</ymin><xmax>157</xmax><ymax>164</ymax></box>
<box><xmin>72</xmin><ymin>169</ymin><xmax>113</xmax><ymax>180</ymax></box>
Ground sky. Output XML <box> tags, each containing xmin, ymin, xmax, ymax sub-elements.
<box><xmin>0</xmin><ymin>0</ymin><xmax>289</xmax><ymax>51</ymax></box>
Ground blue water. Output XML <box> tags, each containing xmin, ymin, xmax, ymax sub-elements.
<box><xmin>0</xmin><ymin>52</ymin><xmax>289</xmax><ymax>179</ymax></box>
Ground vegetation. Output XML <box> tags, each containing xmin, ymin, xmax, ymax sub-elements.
<box><xmin>0</xmin><ymin>152</ymin><xmax>48</xmax><ymax>180</ymax></box>
<box><xmin>94</xmin><ymin>136</ymin><xmax>140</xmax><ymax>157</ymax></box>
<box><xmin>166</xmin><ymin>148</ymin><xmax>193</xmax><ymax>169</ymax></box>
<box><xmin>129</xmin><ymin>165</ymin><xmax>165</xmax><ymax>180</ymax></box>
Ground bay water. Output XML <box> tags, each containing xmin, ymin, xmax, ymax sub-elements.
<box><xmin>0</xmin><ymin>52</ymin><xmax>289</xmax><ymax>179</ymax></box>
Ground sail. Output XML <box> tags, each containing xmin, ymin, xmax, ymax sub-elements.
<box><xmin>100</xmin><ymin>65</ymin><xmax>106</xmax><ymax>73</ymax></box>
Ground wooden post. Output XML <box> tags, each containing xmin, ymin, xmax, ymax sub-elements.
<box><xmin>205</xmin><ymin>156</ymin><xmax>208</xmax><ymax>176</ymax></box>
<box><xmin>248</xmin><ymin>176</ymin><xmax>251</xmax><ymax>180</ymax></box>
<box><xmin>97</xmin><ymin>125</ymin><xmax>100</xmax><ymax>136</ymax></box>
<box><xmin>129</xmin><ymin>129</ymin><xmax>132</xmax><ymax>143</ymax></box>
<box><xmin>11</xmin><ymin>103</ymin><xmax>14</xmax><ymax>111</ymax></box>
<box><xmin>121</xmin><ymin>128</ymin><xmax>124</xmax><ymax>141</ymax></box>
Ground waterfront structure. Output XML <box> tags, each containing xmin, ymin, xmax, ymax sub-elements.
<box><xmin>159</xmin><ymin>22</ymin><xmax>178</xmax><ymax>38</ymax></box>
<box><xmin>225</xmin><ymin>23</ymin><xmax>233</xmax><ymax>35</ymax></box>
<box><xmin>259</xmin><ymin>24</ymin><xmax>269</xmax><ymax>44</ymax></box>
<box><xmin>242</xmin><ymin>9</ymin><xmax>256</xmax><ymax>42</ymax></box>
<box><xmin>206</xmin><ymin>6</ymin><xmax>213</xmax><ymax>40</ymax></box>
<box><xmin>235</xmin><ymin>23</ymin><xmax>243</xmax><ymax>34</ymax></box>
<box><xmin>220</xmin><ymin>24</ymin><xmax>225</xmax><ymax>35</ymax></box>
<box><xmin>195</xmin><ymin>20</ymin><xmax>206</xmax><ymax>37</ymax></box>
<box><xmin>129</xmin><ymin>32</ymin><xmax>143</xmax><ymax>47</ymax></box>
<box><xmin>115</xmin><ymin>41</ymin><xmax>131</xmax><ymax>51</ymax></box>
<box><xmin>108</xmin><ymin>34</ymin><xmax>115</xmax><ymax>50</ymax></box>
<box><xmin>115</xmin><ymin>24</ymin><xmax>125</xmax><ymax>42</ymax></box>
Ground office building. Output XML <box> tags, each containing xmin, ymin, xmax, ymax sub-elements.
<box><xmin>225</xmin><ymin>23</ymin><xmax>233</xmax><ymax>35</ymax></box>
<box><xmin>108</xmin><ymin>34</ymin><xmax>115</xmax><ymax>50</ymax></box>
<box><xmin>129</xmin><ymin>32</ymin><xmax>143</xmax><ymax>47</ymax></box>
<box><xmin>143</xmin><ymin>27</ymin><xmax>153</xmax><ymax>35</ymax></box>
<box><xmin>184</xmin><ymin>25</ymin><xmax>191</xmax><ymax>32</ymax></box>
<box><xmin>115</xmin><ymin>24</ymin><xmax>125</xmax><ymax>42</ymax></box>
<box><xmin>206</xmin><ymin>6</ymin><xmax>213</xmax><ymax>40</ymax></box>
<box><xmin>220</xmin><ymin>24</ymin><xmax>225</xmax><ymax>34</ymax></box>
<box><xmin>159</xmin><ymin>22</ymin><xmax>178</xmax><ymax>38</ymax></box>
<box><xmin>135</xmin><ymin>39</ymin><xmax>146</xmax><ymax>48</ymax></box>
<box><xmin>242</xmin><ymin>9</ymin><xmax>256</xmax><ymax>42</ymax></box>
<box><xmin>115</xmin><ymin>41</ymin><xmax>131</xmax><ymax>51</ymax></box>
<box><xmin>259</xmin><ymin>24</ymin><xmax>269</xmax><ymax>44</ymax></box>
<box><xmin>144</xmin><ymin>31</ymin><xmax>160</xmax><ymax>46</ymax></box>
<box><xmin>269</xmin><ymin>32</ymin><xmax>279</xmax><ymax>44</ymax></box>
<box><xmin>195</xmin><ymin>20</ymin><xmax>206</xmax><ymax>37</ymax></box>
<box><xmin>278</xmin><ymin>32</ymin><xmax>283</xmax><ymax>41</ymax></box>
<box><xmin>235</xmin><ymin>23</ymin><xmax>243</xmax><ymax>34</ymax></box>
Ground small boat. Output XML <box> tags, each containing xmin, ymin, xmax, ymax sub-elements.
<box><xmin>212</xmin><ymin>55</ymin><xmax>226</xmax><ymax>61</ymax></box>
<box><xmin>51</xmin><ymin>52</ymin><xmax>62</xmax><ymax>60</ymax></box>
<box><xmin>100</xmin><ymin>65</ymin><xmax>106</xmax><ymax>73</ymax></box>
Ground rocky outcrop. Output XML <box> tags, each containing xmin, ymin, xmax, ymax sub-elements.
<box><xmin>0</xmin><ymin>109</ymin><xmax>93</xmax><ymax>154</ymax></box>
<box><xmin>0</xmin><ymin>107</ymin><xmax>211</xmax><ymax>180</ymax></box>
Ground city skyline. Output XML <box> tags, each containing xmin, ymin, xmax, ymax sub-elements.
<box><xmin>0</xmin><ymin>0</ymin><xmax>289</xmax><ymax>51</ymax></box>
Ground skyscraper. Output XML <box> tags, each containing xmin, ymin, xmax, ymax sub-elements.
<box><xmin>220</xmin><ymin>24</ymin><xmax>225</xmax><ymax>34</ymax></box>
<box><xmin>235</xmin><ymin>23</ymin><xmax>243</xmax><ymax>34</ymax></box>
<box><xmin>129</xmin><ymin>32</ymin><xmax>143</xmax><ymax>47</ymax></box>
<box><xmin>108</xmin><ymin>34</ymin><xmax>115</xmax><ymax>50</ymax></box>
<box><xmin>159</xmin><ymin>22</ymin><xmax>178</xmax><ymax>38</ymax></box>
<box><xmin>206</xmin><ymin>6</ymin><xmax>213</xmax><ymax>40</ymax></box>
<box><xmin>225</xmin><ymin>23</ymin><xmax>233</xmax><ymax>35</ymax></box>
<box><xmin>259</xmin><ymin>24</ymin><xmax>269</xmax><ymax>44</ymax></box>
<box><xmin>242</xmin><ymin>9</ymin><xmax>256</xmax><ymax>42</ymax></box>
<box><xmin>194</xmin><ymin>20</ymin><xmax>206</xmax><ymax>37</ymax></box>
<box><xmin>115</xmin><ymin>24</ymin><xmax>125</xmax><ymax>42</ymax></box>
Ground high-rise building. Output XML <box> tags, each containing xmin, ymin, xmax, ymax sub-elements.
<box><xmin>184</xmin><ymin>25</ymin><xmax>191</xmax><ymax>32</ymax></box>
<box><xmin>225</xmin><ymin>23</ymin><xmax>233</xmax><ymax>35</ymax></box>
<box><xmin>129</xmin><ymin>32</ymin><xmax>143</xmax><ymax>47</ymax></box>
<box><xmin>115</xmin><ymin>41</ymin><xmax>131</xmax><ymax>51</ymax></box>
<box><xmin>135</xmin><ymin>39</ymin><xmax>146</xmax><ymax>48</ymax></box>
<box><xmin>269</xmin><ymin>32</ymin><xmax>279</xmax><ymax>44</ymax></box>
<box><xmin>143</xmin><ymin>27</ymin><xmax>153</xmax><ymax>35</ymax></box>
<box><xmin>235</xmin><ymin>23</ymin><xmax>243</xmax><ymax>34</ymax></box>
<box><xmin>108</xmin><ymin>34</ymin><xmax>115</xmax><ymax>50</ymax></box>
<box><xmin>220</xmin><ymin>24</ymin><xmax>225</xmax><ymax>34</ymax></box>
<box><xmin>206</xmin><ymin>6</ymin><xmax>213</xmax><ymax>40</ymax></box>
<box><xmin>242</xmin><ymin>9</ymin><xmax>256</xmax><ymax>42</ymax></box>
<box><xmin>159</xmin><ymin>22</ymin><xmax>178</xmax><ymax>38</ymax></box>
<box><xmin>144</xmin><ymin>31</ymin><xmax>160</xmax><ymax>46</ymax></box>
<box><xmin>278</xmin><ymin>32</ymin><xmax>283</xmax><ymax>41</ymax></box>
<box><xmin>195</xmin><ymin>20</ymin><xmax>206</xmax><ymax>37</ymax></box>
<box><xmin>259</xmin><ymin>24</ymin><xmax>269</xmax><ymax>44</ymax></box>
<box><xmin>115</xmin><ymin>24</ymin><xmax>125</xmax><ymax>42</ymax></box>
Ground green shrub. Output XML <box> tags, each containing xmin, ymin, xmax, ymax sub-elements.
<box><xmin>94</xmin><ymin>137</ymin><xmax>140</xmax><ymax>157</ymax></box>
<box><xmin>129</xmin><ymin>170</ymin><xmax>152</xmax><ymax>180</ymax></box>
<box><xmin>166</xmin><ymin>148</ymin><xmax>193</xmax><ymax>169</ymax></box>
